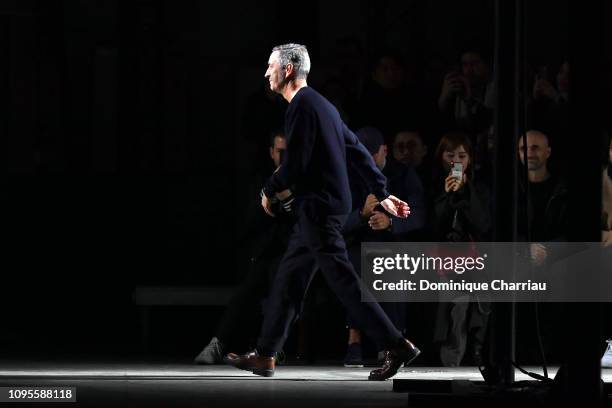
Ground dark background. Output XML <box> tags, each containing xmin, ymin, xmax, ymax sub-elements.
<box><xmin>1</xmin><ymin>0</ymin><xmax>607</xmax><ymax>361</ymax></box>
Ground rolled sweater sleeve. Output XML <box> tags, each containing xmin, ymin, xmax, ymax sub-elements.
<box><xmin>342</xmin><ymin>123</ymin><xmax>389</xmax><ymax>201</ymax></box>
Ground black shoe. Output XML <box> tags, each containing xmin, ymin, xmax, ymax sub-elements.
<box><xmin>343</xmin><ymin>343</ymin><xmax>364</xmax><ymax>368</ymax></box>
<box><xmin>368</xmin><ymin>339</ymin><xmax>420</xmax><ymax>381</ymax></box>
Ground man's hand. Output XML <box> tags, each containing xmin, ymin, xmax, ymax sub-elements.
<box><xmin>369</xmin><ymin>211</ymin><xmax>391</xmax><ymax>230</ymax></box>
<box><xmin>261</xmin><ymin>193</ymin><xmax>275</xmax><ymax>217</ymax></box>
<box><xmin>530</xmin><ymin>243</ymin><xmax>548</xmax><ymax>267</ymax></box>
<box><xmin>439</xmin><ymin>72</ymin><xmax>465</xmax><ymax>108</ymax></box>
<box><xmin>361</xmin><ymin>194</ymin><xmax>379</xmax><ymax>219</ymax></box>
<box><xmin>380</xmin><ymin>195</ymin><xmax>410</xmax><ymax>218</ymax></box>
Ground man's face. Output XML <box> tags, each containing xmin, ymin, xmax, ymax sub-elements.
<box><xmin>265</xmin><ymin>51</ymin><xmax>286</xmax><ymax>94</ymax></box>
<box><xmin>269</xmin><ymin>136</ymin><xmax>287</xmax><ymax>168</ymax></box>
<box><xmin>372</xmin><ymin>145</ymin><xmax>387</xmax><ymax>170</ymax></box>
<box><xmin>518</xmin><ymin>131</ymin><xmax>551</xmax><ymax>171</ymax></box>
<box><xmin>462</xmin><ymin>52</ymin><xmax>488</xmax><ymax>87</ymax></box>
<box><xmin>393</xmin><ymin>132</ymin><xmax>427</xmax><ymax>167</ymax></box>
<box><xmin>372</xmin><ymin>56</ymin><xmax>404</xmax><ymax>90</ymax></box>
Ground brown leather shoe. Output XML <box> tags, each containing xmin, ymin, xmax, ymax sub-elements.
<box><xmin>368</xmin><ymin>339</ymin><xmax>420</xmax><ymax>381</ymax></box>
<box><xmin>223</xmin><ymin>349</ymin><xmax>275</xmax><ymax>377</ymax></box>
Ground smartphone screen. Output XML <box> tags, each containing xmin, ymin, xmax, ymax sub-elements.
<box><xmin>451</xmin><ymin>162</ymin><xmax>463</xmax><ymax>180</ymax></box>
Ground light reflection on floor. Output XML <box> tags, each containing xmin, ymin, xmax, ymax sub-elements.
<box><xmin>0</xmin><ymin>362</ymin><xmax>609</xmax><ymax>382</ymax></box>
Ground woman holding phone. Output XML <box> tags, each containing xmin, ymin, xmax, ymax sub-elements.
<box><xmin>431</xmin><ymin>131</ymin><xmax>491</xmax><ymax>367</ymax></box>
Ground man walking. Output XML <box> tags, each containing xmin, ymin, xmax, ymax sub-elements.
<box><xmin>225</xmin><ymin>43</ymin><xmax>420</xmax><ymax>381</ymax></box>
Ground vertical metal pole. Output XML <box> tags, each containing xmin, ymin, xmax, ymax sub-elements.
<box><xmin>492</xmin><ymin>0</ymin><xmax>520</xmax><ymax>386</ymax></box>
<box><xmin>563</xmin><ymin>0</ymin><xmax>604</xmax><ymax>405</ymax></box>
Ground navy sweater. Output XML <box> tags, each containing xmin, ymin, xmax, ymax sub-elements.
<box><xmin>263</xmin><ymin>87</ymin><xmax>389</xmax><ymax>216</ymax></box>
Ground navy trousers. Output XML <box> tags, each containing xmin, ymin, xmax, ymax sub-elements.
<box><xmin>256</xmin><ymin>208</ymin><xmax>403</xmax><ymax>356</ymax></box>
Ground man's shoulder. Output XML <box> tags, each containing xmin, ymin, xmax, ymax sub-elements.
<box><xmin>291</xmin><ymin>87</ymin><xmax>341</xmax><ymax>126</ymax></box>
<box><xmin>293</xmin><ymin>87</ymin><xmax>331</xmax><ymax>109</ymax></box>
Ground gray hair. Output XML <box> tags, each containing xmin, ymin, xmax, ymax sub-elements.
<box><xmin>272</xmin><ymin>43</ymin><xmax>311</xmax><ymax>80</ymax></box>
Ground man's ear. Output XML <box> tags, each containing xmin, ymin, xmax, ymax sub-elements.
<box><xmin>285</xmin><ymin>63</ymin><xmax>294</xmax><ymax>78</ymax></box>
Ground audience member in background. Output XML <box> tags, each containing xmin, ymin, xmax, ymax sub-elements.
<box><xmin>516</xmin><ymin>129</ymin><xmax>569</xmax><ymax>364</ymax></box>
<box><xmin>321</xmin><ymin>75</ymin><xmax>359</xmax><ymax>126</ymax></box>
<box><xmin>241</xmin><ymin>80</ymin><xmax>288</xmax><ymax>174</ymax></box>
<box><xmin>437</xmin><ymin>48</ymin><xmax>494</xmax><ymax>178</ymax></box>
<box><xmin>526</xmin><ymin>61</ymin><xmax>570</xmax><ymax>170</ymax></box>
<box><xmin>194</xmin><ymin>133</ymin><xmax>295</xmax><ymax>364</ymax></box>
<box><xmin>356</xmin><ymin>50</ymin><xmax>425</xmax><ymax>143</ymax></box>
<box><xmin>391</xmin><ymin>130</ymin><xmax>432</xmax><ymax>202</ymax></box>
<box><xmin>323</xmin><ymin>35</ymin><xmax>367</xmax><ymax>124</ymax></box>
<box><xmin>341</xmin><ymin>126</ymin><xmax>426</xmax><ymax>367</ymax></box>
<box><xmin>437</xmin><ymin>49</ymin><xmax>494</xmax><ymax>136</ymax></box>
<box><xmin>431</xmin><ymin>131</ymin><xmax>491</xmax><ymax>367</ymax></box>
<box><xmin>517</xmin><ymin>130</ymin><xmax>569</xmax><ymax>244</ymax></box>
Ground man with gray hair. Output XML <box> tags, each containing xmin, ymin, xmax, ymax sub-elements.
<box><xmin>224</xmin><ymin>43</ymin><xmax>421</xmax><ymax>380</ymax></box>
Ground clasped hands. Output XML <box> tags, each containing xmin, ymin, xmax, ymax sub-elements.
<box><xmin>361</xmin><ymin>194</ymin><xmax>410</xmax><ymax>231</ymax></box>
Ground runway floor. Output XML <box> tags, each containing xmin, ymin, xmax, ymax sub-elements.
<box><xmin>0</xmin><ymin>361</ymin><xmax>609</xmax><ymax>407</ymax></box>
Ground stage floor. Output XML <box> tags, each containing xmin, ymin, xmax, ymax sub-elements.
<box><xmin>0</xmin><ymin>362</ymin><xmax>609</xmax><ymax>407</ymax></box>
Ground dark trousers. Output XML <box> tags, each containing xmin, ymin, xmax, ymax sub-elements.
<box><xmin>215</xmin><ymin>254</ymin><xmax>281</xmax><ymax>351</ymax></box>
<box><xmin>256</xmin><ymin>209</ymin><xmax>403</xmax><ymax>356</ymax></box>
<box><xmin>434</xmin><ymin>298</ymin><xmax>490</xmax><ymax>366</ymax></box>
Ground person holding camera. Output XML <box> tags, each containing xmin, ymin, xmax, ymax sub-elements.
<box><xmin>430</xmin><ymin>131</ymin><xmax>491</xmax><ymax>367</ymax></box>
<box><xmin>437</xmin><ymin>50</ymin><xmax>494</xmax><ymax>137</ymax></box>
<box><xmin>526</xmin><ymin>61</ymin><xmax>570</xmax><ymax>171</ymax></box>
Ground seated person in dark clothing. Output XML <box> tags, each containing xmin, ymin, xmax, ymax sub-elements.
<box><xmin>392</xmin><ymin>130</ymin><xmax>428</xmax><ymax>169</ymax></box>
<box><xmin>437</xmin><ymin>49</ymin><xmax>494</xmax><ymax>136</ymax></box>
<box><xmin>517</xmin><ymin>129</ymin><xmax>569</xmax><ymax>244</ymax></box>
<box><xmin>516</xmin><ymin>129</ymin><xmax>570</xmax><ymax>364</ymax></box>
<box><xmin>341</xmin><ymin>126</ymin><xmax>426</xmax><ymax>367</ymax></box>
<box><xmin>194</xmin><ymin>133</ymin><xmax>295</xmax><ymax>364</ymax></box>
<box><xmin>392</xmin><ymin>130</ymin><xmax>433</xmax><ymax>204</ymax></box>
<box><xmin>430</xmin><ymin>131</ymin><xmax>491</xmax><ymax>367</ymax></box>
